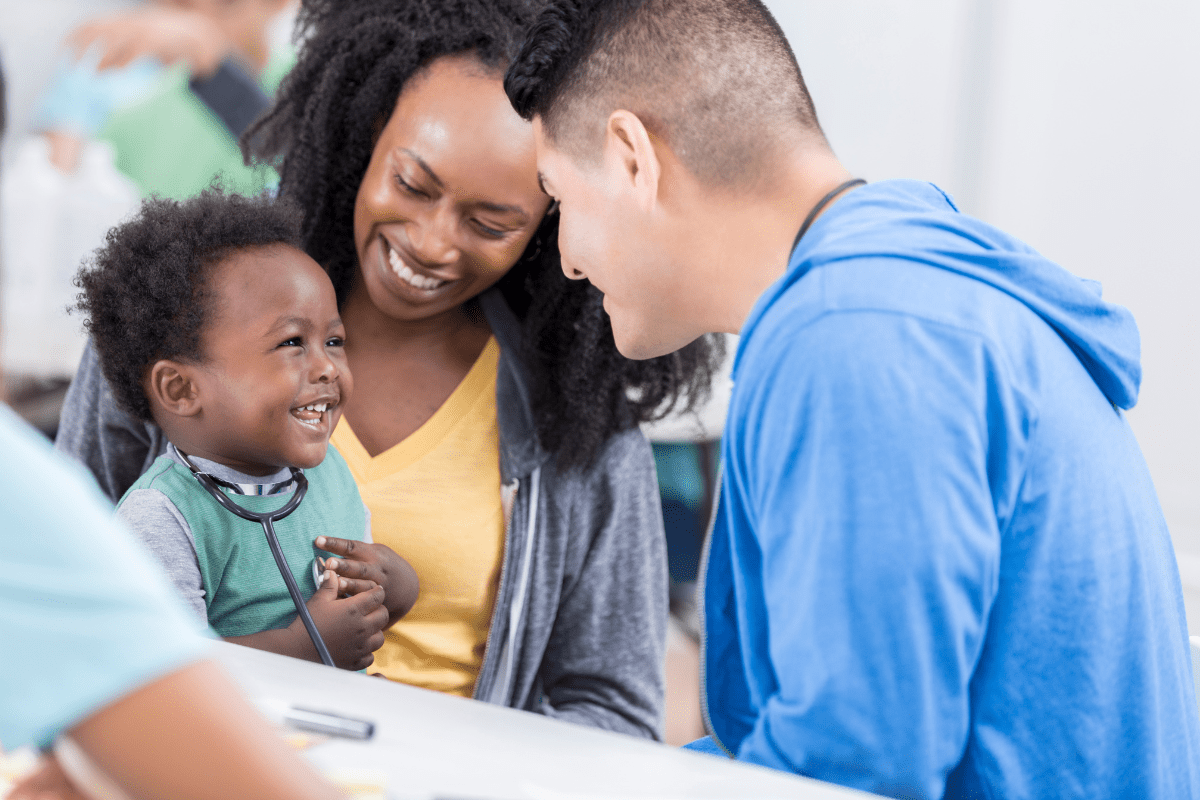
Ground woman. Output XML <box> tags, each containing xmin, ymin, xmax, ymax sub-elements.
<box><xmin>57</xmin><ymin>0</ymin><xmax>719</xmax><ymax>741</ymax></box>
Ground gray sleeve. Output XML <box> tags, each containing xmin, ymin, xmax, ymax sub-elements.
<box><xmin>537</xmin><ymin>429</ymin><xmax>669</xmax><ymax>741</ymax></box>
<box><xmin>117</xmin><ymin>489</ymin><xmax>208</xmax><ymax>624</ymax></box>
<box><xmin>187</xmin><ymin>57</ymin><xmax>271</xmax><ymax>140</ymax></box>
<box><xmin>363</xmin><ymin>504</ymin><xmax>373</xmax><ymax>544</ymax></box>
<box><xmin>55</xmin><ymin>339</ymin><xmax>169</xmax><ymax>504</ymax></box>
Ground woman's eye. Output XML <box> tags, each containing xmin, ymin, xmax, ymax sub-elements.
<box><xmin>394</xmin><ymin>173</ymin><xmax>427</xmax><ymax>198</ymax></box>
<box><xmin>473</xmin><ymin>220</ymin><xmax>507</xmax><ymax>239</ymax></box>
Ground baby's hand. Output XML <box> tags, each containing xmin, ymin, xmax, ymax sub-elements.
<box><xmin>299</xmin><ymin>570</ymin><xmax>388</xmax><ymax>671</ymax></box>
<box><xmin>317</xmin><ymin>537</ymin><xmax>420</xmax><ymax>625</ymax></box>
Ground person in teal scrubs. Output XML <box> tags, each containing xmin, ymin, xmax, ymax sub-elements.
<box><xmin>0</xmin><ymin>400</ymin><xmax>345</xmax><ymax>799</ymax></box>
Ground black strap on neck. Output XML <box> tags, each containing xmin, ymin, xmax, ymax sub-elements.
<box><xmin>791</xmin><ymin>178</ymin><xmax>867</xmax><ymax>253</ymax></box>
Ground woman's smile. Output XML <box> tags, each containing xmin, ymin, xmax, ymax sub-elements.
<box><xmin>380</xmin><ymin>235</ymin><xmax>454</xmax><ymax>295</ymax></box>
<box><xmin>351</xmin><ymin>56</ymin><xmax>550</xmax><ymax>326</ymax></box>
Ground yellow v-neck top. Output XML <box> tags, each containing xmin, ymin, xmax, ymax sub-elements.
<box><xmin>331</xmin><ymin>337</ymin><xmax>504</xmax><ymax>696</ymax></box>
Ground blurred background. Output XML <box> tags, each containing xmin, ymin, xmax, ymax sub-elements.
<box><xmin>0</xmin><ymin>0</ymin><xmax>1196</xmax><ymax>745</ymax></box>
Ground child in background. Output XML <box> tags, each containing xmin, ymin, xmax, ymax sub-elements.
<box><xmin>74</xmin><ymin>188</ymin><xmax>418</xmax><ymax>670</ymax></box>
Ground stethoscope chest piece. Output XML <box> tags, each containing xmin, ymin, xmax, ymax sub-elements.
<box><xmin>180</xmin><ymin>453</ymin><xmax>336</xmax><ymax>668</ymax></box>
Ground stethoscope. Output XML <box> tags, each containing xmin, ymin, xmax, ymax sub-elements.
<box><xmin>180</xmin><ymin>451</ymin><xmax>337</xmax><ymax>667</ymax></box>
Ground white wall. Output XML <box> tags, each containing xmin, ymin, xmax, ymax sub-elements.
<box><xmin>0</xmin><ymin>0</ymin><xmax>137</xmax><ymax>165</ymax></box>
<box><xmin>764</xmin><ymin>0</ymin><xmax>1200</xmax><ymax>629</ymax></box>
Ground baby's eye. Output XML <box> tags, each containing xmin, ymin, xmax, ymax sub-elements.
<box><xmin>278</xmin><ymin>336</ymin><xmax>303</xmax><ymax>348</ymax></box>
<box><xmin>326</xmin><ymin>336</ymin><xmax>345</xmax><ymax>348</ymax></box>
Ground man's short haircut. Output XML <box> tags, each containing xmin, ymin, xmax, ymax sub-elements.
<box><xmin>505</xmin><ymin>0</ymin><xmax>824</xmax><ymax>187</ymax></box>
<box><xmin>74</xmin><ymin>188</ymin><xmax>304</xmax><ymax>421</ymax></box>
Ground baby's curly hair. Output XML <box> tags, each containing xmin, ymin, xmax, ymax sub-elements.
<box><xmin>74</xmin><ymin>188</ymin><xmax>304</xmax><ymax>421</ymax></box>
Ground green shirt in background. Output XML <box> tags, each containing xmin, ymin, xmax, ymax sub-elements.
<box><xmin>99</xmin><ymin>50</ymin><xmax>293</xmax><ymax>199</ymax></box>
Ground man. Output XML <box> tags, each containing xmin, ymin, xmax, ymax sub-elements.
<box><xmin>503</xmin><ymin>1</ymin><xmax>1200</xmax><ymax>797</ymax></box>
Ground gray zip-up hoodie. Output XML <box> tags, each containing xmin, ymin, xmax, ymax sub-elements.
<box><xmin>55</xmin><ymin>288</ymin><xmax>668</xmax><ymax>740</ymax></box>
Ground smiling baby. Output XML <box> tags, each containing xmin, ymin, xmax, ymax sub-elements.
<box><xmin>73</xmin><ymin>188</ymin><xmax>417</xmax><ymax>670</ymax></box>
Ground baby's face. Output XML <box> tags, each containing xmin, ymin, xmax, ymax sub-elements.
<box><xmin>190</xmin><ymin>244</ymin><xmax>352</xmax><ymax>475</ymax></box>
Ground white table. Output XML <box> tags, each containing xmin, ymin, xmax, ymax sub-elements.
<box><xmin>211</xmin><ymin>642</ymin><xmax>872</xmax><ymax>800</ymax></box>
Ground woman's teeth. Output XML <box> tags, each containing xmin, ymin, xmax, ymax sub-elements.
<box><xmin>387</xmin><ymin>246</ymin><xmax>446</xmax><ymax>290</ymax></box>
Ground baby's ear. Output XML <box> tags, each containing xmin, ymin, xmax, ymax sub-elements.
<box><xmin>146</xmin><ymin>360</ymin><xmax>201</xmax><ymax>418</ymax></box>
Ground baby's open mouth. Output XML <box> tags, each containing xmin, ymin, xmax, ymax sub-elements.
<box><xmin>292</xmin><ymin>402</ymin><xmax>334</xmax><ymax>428</ymax></box>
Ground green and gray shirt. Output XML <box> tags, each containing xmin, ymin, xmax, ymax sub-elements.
<box><xmin>117</xmin><ymin>444</ymin><xmax>369</xmax><ymax>637</ymax></box>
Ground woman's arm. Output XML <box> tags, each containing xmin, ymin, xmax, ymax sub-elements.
<box><xmin>56</xmin><ymin>340</ymin><xmax>168</xmax><ymax>503</ymax></box>
<box><xmin>537</xmin><ymin>429</ymin><xmax>669</xmax><ymax>741</ymax></box>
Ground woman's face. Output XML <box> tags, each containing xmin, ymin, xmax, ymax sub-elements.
<box><xmin>353</xmin><ymin>55</ymin><xmax>553</xmax><ymax>323</ymax></box>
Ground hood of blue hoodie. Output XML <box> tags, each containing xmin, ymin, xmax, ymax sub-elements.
<box><xmin>741</xmin><ymin>179</ymin><xmax>1142</xmax><ymax>409</ymax></box>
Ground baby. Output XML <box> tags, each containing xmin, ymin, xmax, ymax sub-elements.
<box><xmin>74</xmin><ymin>188</ymin><xmax>418</xmax><ymax>670</ymax></box>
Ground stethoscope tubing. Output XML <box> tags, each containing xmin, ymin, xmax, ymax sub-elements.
<box><xmin>192</xmin><ymin>470</ymin><xmax>337</xmax><ymax>668</ymax></box>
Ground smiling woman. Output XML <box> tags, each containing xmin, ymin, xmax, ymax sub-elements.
<box><xmin>57</xmin><ymin>0</ymin><xmax>720</xmax><ymax>742</ymax></box>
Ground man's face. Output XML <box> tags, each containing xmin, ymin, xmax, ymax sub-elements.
<box><xmin>532</xmin><ymin>119</ymin><xmax>703</xmax><ymax>360</ymax></box>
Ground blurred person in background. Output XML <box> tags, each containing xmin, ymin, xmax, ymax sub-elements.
<box><xmin>33</xmin><ymin>0</ymin><xmax>294</xmax><ymax>198</ymax></box>
<box><xmin>0</xmin><ymin>0</ymin><xmax>294</xmax><ymax>415</ymax></box>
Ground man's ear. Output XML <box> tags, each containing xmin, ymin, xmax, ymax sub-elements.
<box><xmin>604</xmin><ymin>110</ymin><xmax>663</xmax><ymax>212</ymax></box>
<box><xmin>146</xmin><ymin>360</ymin><xmax>202</xmax><ymax>419</ymax></box>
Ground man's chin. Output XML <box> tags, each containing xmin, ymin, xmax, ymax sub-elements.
<box><xmin>611</xmin><ymin>320</ymin><xmax>692</xmax><ymax>361</ymax></box>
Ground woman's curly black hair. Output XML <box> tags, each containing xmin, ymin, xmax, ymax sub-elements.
<box><xmin>74</xmin><ymin>189</ymin><xmax>304</xmax><ymax>421</ymax></box>
<box><xmin>245</xmin><ymin>0</ymin><xmax>723</xmax><ymax>468</ymax></box>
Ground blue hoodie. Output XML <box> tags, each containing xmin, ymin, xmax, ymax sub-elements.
<box><xmin>701</xmin><ymin>180</ymin><xmax>1200</xmax><ymax>798</ymax></box>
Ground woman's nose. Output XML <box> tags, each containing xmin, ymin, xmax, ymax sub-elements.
<box><xmin>406</xmin><ymin>208</ymin><xmax>460</xmax><ymax>266</ymax></box>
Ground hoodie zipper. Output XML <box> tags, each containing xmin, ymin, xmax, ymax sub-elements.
<box><xmin>697</xmin><ymin>465</ymin><xmax>736</xmax><ymax>758</ymax></box>
<box><xmin>500</xmin><ymin>466</ymin><xmax>540</xmax><ymax>698</ymax></box>
<box><xmin>475</xmin><ymin>468</ymin><xmax>541</xmax><ymax>705</ymax></box>
<box><xmin>474</xmin><ymin>478</ymin><xmax>518</xmax><ymax>702</ymax></box>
